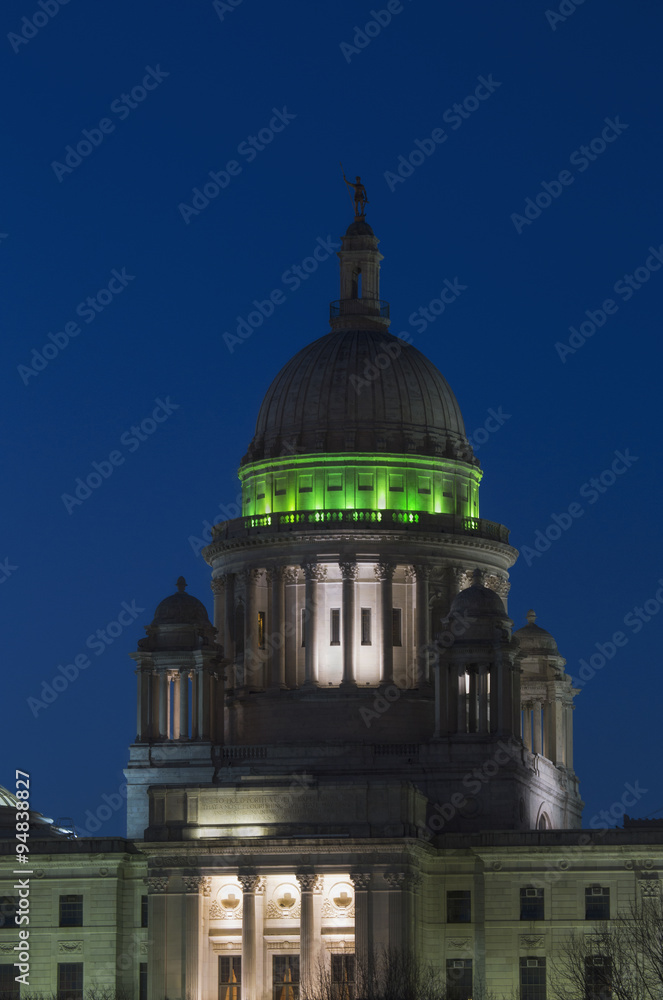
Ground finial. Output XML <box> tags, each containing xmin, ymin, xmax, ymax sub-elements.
<box><xmin>526</xmin><ymin>609</ymin><xmax>536</xmax><ymax>624</ymax></box>
<box><xmin>471</xmin><ymin>568</ymin><xmax>483</xmax><ymax>586</ymax></box>
<box><xmin>340</xmin><ymin>162</ymin><xmax>369</xmax><ymax>219</ymax></box>
<box><xmin>176</xmin><ymin>576</ymin><xmax>187</xmax><ymax>593</ymax></box>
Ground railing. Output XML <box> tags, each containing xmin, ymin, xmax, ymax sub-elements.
<box><xmin>209</xmin><ymin>509</ymin><xmax>510</xmax><ymax>545</ymax></box>
<box><xmin>329</xmin><ymin>298</ymin><xmax>390</xmax><ymax>319</ymax></box>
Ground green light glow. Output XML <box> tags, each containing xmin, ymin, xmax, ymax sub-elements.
<box><xmin>240</xmin><ymin>452</ymin><xmax>481</xmax><ymax>520</ymax></box>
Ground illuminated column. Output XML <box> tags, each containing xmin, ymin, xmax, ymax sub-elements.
<box><xmin>297</xmin><ymin>873</ymin><xmax>321</xmax><ymax>990</ymax></box>
<box><xmin>146</xmin><ymin>876</ymin><xmax>168</xmax><ymax>1000</ymax></box>
<box><xmin>239</xmin><ymin>875</ymin><xmax>260</xmax><ymax>1000</ymax></box>
<box><xmin>224</xmin><ymin>572</ymin><xmax>236</xmax><ymax>663</ymax></box>
<box><xmin>478</xmin><ymin>663</ymin><xmax>489</xmax><ymax>733</ymax></box>
<box><xmin>182</xmin><ymin>876</ymin><xmax>210</xmax><ymax>1000</ymax></box>
<box><xmin>351</xmin><ymin>872</ymin><xmax>372</xmax><ymax>978</ymax></box>
<box><xmin>468</xmin><ymin>666</ymin><xmax>478</xmax><ymax>732</ymax></box>
<box><xmin>565</xmin><ymin>705</ymin><xmax>574</xmax><ymax>769</ymax></box>
<box><xmin>136</xmin><ymin>665</ymin><xmax>151</xmax><ymax>740</ymax></box>
<box><xmin>376</xmin><ymin>561</ymin><xmax>395</xmax><ymax>684</ymax></box>
<box><xmin>414</xmin><ymin>565</ymin><xmax>430</xmax><ymax>685</ymax></box>
<box><xmin>384</xmin><ymin>872</ymin><xmax>406</xmax><ymax>950</ymax></box>
<box><xmin>196</xmin><ymin>668</ymin><xmax>209</xmax><ymax>740</ymax></box>
<box><xmin>303</xmin><ymin>562</ymin><xmax>325</xmax><ymax>687</ymax></box>
<box><xmin>179</xmin><ymin>669</ymin><xmax>189</xmax><ymax>740</ymax></box>
<box><xmin>158</xmin><ymin>671</ymin><xmax>168</xmax><ymax>739</ymax></box>
<box><xmin>211</xmin><ymin>576</ymin><xmax>226</xmax><ymax>647</ymax></box>
<box><xmin>270</xmin><ymin>566</ymin><xmax>286</xmax><ymax>689</ymax></box>
<box><xmin>243</xmin><ymin>568</ymin><xmax>258</xmax><ymax>689</ymax></box>
<box><xmin>532</xmin><ymin>700</ymin><xmax>542</xmax><ymax>755</ymax></box>
<box><xmin>340</xmin><ymin>561</ymin><xmax>358</xmax><ymax>687</ymax></box>
<box><xmin>456</xmin><ymin>666</ymin><xmax>466</xmax><ymax>733</ymax></box>
<box><xmin>171</xmin><ymin>671</ymin><xmax>180</xmax><ymax>740</ymax></box>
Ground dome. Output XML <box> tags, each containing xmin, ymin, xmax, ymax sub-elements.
<box><xmin>514</xmin><ymin>610</ymin><xmax>559</xmax><ymax>654</ymax></box>
<box><xmin>243</xmin><ymin>329</ymin><xmax>474</xmax><ymax>464</ymax></box>
<box><xmin>345</xmin><ymin>219</ymin><xmax>375</xmax><ymax>236</ymax></box>
<box><xmin>152</xmin><ymin>577</ymin><xmax>210</xmax><ymax>626</ymax></box>
<box><xmin>449</xmin><ymin>571</ymin><xmax>507</xmax><ymax>618</ymax></box>
<box><xmin>0</xmin><ymin>786</ymin><xmax>17</xmax><ymax>808</ymax></box>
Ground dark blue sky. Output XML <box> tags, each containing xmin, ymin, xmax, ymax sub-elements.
<box><xmin>2</xmin><ymin>0</ymin><xmax>661</xmax><ymax>836</ymax></box>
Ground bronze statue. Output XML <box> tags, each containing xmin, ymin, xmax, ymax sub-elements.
<box><xmin>341</xmin><ymin>164</ymin><xmax>368</xmax><ymax>218</ymax></box>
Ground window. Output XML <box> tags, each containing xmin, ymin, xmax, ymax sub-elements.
<box><xmin>258</xmin><ymin>611</ymin><xmax>266</xmax><ymax>649</ymax></box>
<box><xmin>219</xmin><ymin>956</ymin><xmax>241</xmax><ymax>1000</ymax></box>
<box><xmin>140</xmin><ymin>895</ymin><xmax>148</xmax><ymax>928</ymax></box>
<box><xmin>418</xmin><ymin>476</ymin><xmax>431</xmax><ymax>495</ymax></box>
<box><xmin>520</xmin><ymin>958</ymin><xmax>546</xmax><ymax>1000</ymax></box>
<box><xmin>275</xmin><ymin>477</ymin><xmax>287</xmax><ymax>497</ymax></box>
<box><xmin>59</xmin><ymin>895</ymin><xmax>83</xmax><ymax>928</ymax></box>
<box><xmin>357</xmin><ymin>473</ymin><xmax>374</xmax><ymax>492</ymax></box>
<box><xmin>298</xmin><ymin>476</ymin><xmax>313</xmax><ymax>493</ymax></box>
<box><xmin>520</xmin><ymin>888</ymin><xmax>544</xmax><ymax>921</ymax></box>
<box><xmin>57</xmin><ymin>963</ymin><xmax>83</xmax><ymax>1000</ymax></box>
<box><xmin>139</xmin><ymin>964</ymin><xmax>148</xmax><ymax>1000</ymax></box>
<box><xmin>585</xmin><ymin>957</ymin><xmax>612</xmax><ymax>1000</ymax></box>
<box><xmin>447</xmin><ymin>890</ymin><xmax>471</xmax><ymax>923</ymax></box>
<box><xmin>256</xmin><ymin>482</ymin><xmax>266</xmax><ymax>500</ymax></box>
<box><xmin>361</xmin><ymin>608</ymin><xmax>372</xmax><ymax>645</ymax></box>
<box><xmin>389</xmin><ymin>474</ymin><xmax>404</xmax><ymax>492</ymax></box>
<box><xmin>0</xmin><ymin>964</ymin><xmax>20</xmax><ymax>1000</ymax></box>
<box><xmin>392</xmin><ymin>608</ymin><xmax>402</xmax><ymax>646</ymax></box>
<box><xmin>301</xmin><ymin>608</ymin><xmax>307</xmax><ymax>647</ymax></box>
<box><xmin>330</xmin><ymin>609</ymin><xmax>341</xmax><ymax>645</ymax></box>
<box><xmin>446</xmin><ymin>959</ymin><xmax>472</xmax><ymax>1000</ymax></box>
<box><xmin>442</xmin><ymin>479</ymin><xmax>453</xmax><ymax>498</ymax></box>
<box><xmin>585</xmin><ymin>886</ymin><xmax>610</xmax><ymax>920</ymax></box>
<box><xmin>0</xmin><ymin>897</ymin><xmax>18</xmax><ymax>930</ymax></box>
<box><xmin>331</xmin><ymin>955</ymin><xmax>355</xmax><ymax>1000</ymax></box>
<box><xmin>273</xmin><ymin>955</ymin><xmax>299</xmax><ymax>1000</ymax></box>
<box><xmin>327</xmin><ymin>474</ymin><xmax>343</xmax><ymax>492</ymax></box>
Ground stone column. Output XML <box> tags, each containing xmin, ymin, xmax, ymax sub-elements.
<box><xmin>136</xmin><ymin>666</ymin><xmax>151</xmax><ymax>741</ymax></box>
<box><xmin>468</xmin><ymin>666</ymin><xmax>478</xmax><ymax>733</ymax></box>
<box><xmin>182</xmin><ymin>876</ymin><xmax>211</xmax><ymax>1000</ymax></box>
<box><xmin>456</xmin><ymin>665</ymin><xmax>466</xmax><ymax>733</ymax></box>
<box><xmin>224</xmin><ymin>572</ymin><xmax>235</xmax><ymax>664</ymax></box>
<box><xmin>350</xmin><ymin>873</ymin><xmax>372</xmax><ymax>982</ymax></box>
<box><xmin>243</xmin><ymin>568</ymin><xmax>258</xmax><ymax>689</ymax></box>
<box><xmin>522</xmin><ymin>703</ymin><xmax>532</xmax><ymax>750</ymax></box>
<box><xmin>565</xmin><ymin>704</ymin><xmax>574</xmax><ymax>769</ymax></box>
<box><xmin>376</xmin><ymin>561</ymin><xmax>395</xmax><ymax>685</ymax></box>
<box><xmin>414</xmin><ymin>565</ymin><xmax>430</xmax><ymax>685</ymax></box>
<box><xmin>302</xmin><ymin>562</ymin><xmax>325</xmax><ymax>687</ymax></box>
<box><xmin>340</xmin><ymin>561</ymin><xmax>358</xmax><ymax>687</ymax></box>
<box><xmin>196</xmin><ymin>668</ymin><xmax>209</xmax><ymax>740</ymax></box>
<box><xmin>146</xmin><ymin>876</ymin><xmax>168</xmax><ymax>1000</ymax></box>
<box><xmin>270</xmin><ymin>566</ymin><xmax>286</xmax><ymax>689</ymax></box>
<box><xmin>171</xmin><ymin>671</ymin><xmax>181</xmax><ymax>740</ymax></box>
<box><xmin>158</xmin><ymin>671</ymin><xmax>168</xmax><ymax>739</ymax></box>
<box><xmin>384</xmin><ymin>872</ymin><xmax>406</xmax><ymax>951</ymax></box>
<box><xmin>211</xmin><ymin>576</ymin><xmax>226</xmax><ymax>647</ymax></box>
<box><xmin>478</xmin><ymin>663</ymin><xmax>489</xmax><ymax>733</ymax></box>
<box><xmin>179</xmin><ymin>669</ymin><xmax>189</xmax><ymax>740</ymax></box>
<box><xmin>448</xmin><ymin>662</ymin><xmax>459</xmax><ymax>733</ymax></box>
<box><xmin>239</xmin><ymin>874</ymin><xmax>260</xmax><ymax>1000</ymax></box>
<box><xmin>532</xmin><ymin>700</ymin><xmax>542</xmax><ymax>755</ymax></box>
<box><xmin>297</xmin><ymin>874</ymin><xmax>321</xmax><ymax>991</ymax></box>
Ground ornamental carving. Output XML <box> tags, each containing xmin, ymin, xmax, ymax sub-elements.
<box><xmin>350</xmin><ymin>872</ymin><xmax>371</xmax><ymax>890</ymax></box>
<box><xmin>155</xmin><ymin>855</ymin><xmax>192</xmax><ymax>869</ymax></box>
<box><xmin>146</xmin><ymin>877</ymin><xmax>169</xmax><ymax>893</ymax></box>
<box><xmin>448</xmin><ymin>938</ymin><xmax>471</xmax><ymax>949</ymax></box>
<box><xmin>237</xmin><ymin>874</ymin><xmax>261</xmax><ymax>893</ymax></box>
<box><xmin>403</xmin><ymin>566</ymin><xmax>416</xmax><ymax>581</ymax></box>
<box><xmin>339</xmin><ymin>561</ymin><xmax>358</xmax><ymax>581</ymax></box>
<box><xmin>266</xmin><ymin>900</ymin><xmax>301</xmax><ymax>919</ymax></box>
<box><xmin>182</xmin><ymin>875</ymin><xmax>211</xmax><ymax>894</ymax></box>
<box><xmin>452</xmin><ymin>568</ymin><xmax>473</xmax><ymax>592</ymax></box>
<box><xmin>211</xmin><ymin>577</ymin><xmax>227</xmax><ymax>594</ymax></box>
<box><xmin>209</xmin><ymin>886</ymin><xmax>242</xmax><ymax>919</ymax></box>
<box><xmin>383</xmin><ymin>872</ymin><xmax>406</xmax><ymax>889</ymax></box>
<box><xmin>321</xmin><ymin>881</ymin><xmax>354</xmax><ymax>918</ymax></box>
<box><xmin>283</xmin><ymin>567</ymin><xmax>300</xmax><ymax>584</ymax></box>
<box><xmin>58</xmin><ymin>942</ymin><xmax>83</xmax><ymax>953</ymax></box>
<box><xmin>296</xmin><ymin>873</ymin><xmax>323</xmax><ymax>892</ymax></box>
<box><xmin>302</xmin><ymin>562</ymin><xmax>328</xmax><ymax>583</ymax></box>
<box><xmin>485</xmin><ymin>574</ymin><xmax>510</xmax><ymax>599</ymax></box>
<box><xmin>638</xmin><ymin>877</ymin><xmax>661</xmax><ymax>898</ymax></box>
<box><xmin>374</xmin><ymin>562</ymin><xmax>395</xmax><ymax>582</ymax></box>
<box><xmin>520</xmin><ymin>935</ymin><xmax>544</xmax><ymax>947</ymax></box>
<box><xmin>413</xmin><ymin>565</ymin><xmax>431</xmax><ymax>583</ymax></box>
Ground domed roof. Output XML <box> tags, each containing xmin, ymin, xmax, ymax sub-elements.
<box><xmin>243</xmin><ymin>329</ymin><xmax>474</xmax><ymax>464</ymax></box>
<box><xmin>152</xmin><ymin>577</ymin><xmax>210</xmax><ymax>626</ymax></box>
<box><xmin>0</xmin><ymin>786</ymin><xmax>17</xmax><ymax>808</ymax></box>
<box><xmin>449</xmin><ymin>571</ymin><xmax>507</xmax><ymax>618</ymax></box>
<box><xmin>514</xmin><ymin>610</ymin><xmax>559</xmax><ymax>654</ymax></box>
<box><xmin>345</xmin><ymin>219</ymin><xmax>375</xmax><ymax>236</ymax></box>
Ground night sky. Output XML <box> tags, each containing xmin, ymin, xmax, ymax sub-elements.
<box><xmin>2</xmin><ymin>0</ymin><xmax>661</xmax><ymax>837</ymax></box>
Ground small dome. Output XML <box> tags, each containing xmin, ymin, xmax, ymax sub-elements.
<box><xmin>152</xmin><ymin>577</ymin><xmax>210</xmax><ymax>626</ymax></box>
<box><xmin>514</xmin><ymin>609</ymin><xmax>559</xmax><ymax>654</ymax></box>
<box><xmin>449</xmin><ymin>570</ymin><xmax>507</xmax><ymax>618</ymax></box>
<box><xmin>0</xmin><ymin>786</ymin><xmax>18</xmax><ymax>808</ymax></box>
<box><xmin>345</xmin><ymin>219</ymin><xmax>374</xmax><ymax>237</ymax></box>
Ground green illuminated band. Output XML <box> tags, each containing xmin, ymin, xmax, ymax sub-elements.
<box><xmin>240</xmin><ymin>452</ymin><xmax>481</xmax><ymax>519</ymax></box>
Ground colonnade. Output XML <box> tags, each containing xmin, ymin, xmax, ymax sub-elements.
<box><xmin>135</xmin><ymin>662</ymin><xmax>222</xmax><ymax>742</ymax></box>
<box><xmin>521</xmin><ymin>699</ymin><xmax>574</xmax><ymax>767</ymax></box>
<box><xmin>433</xmin><ymin>655</ymin><xmax>520</xmax><ymax>738</ymax></box>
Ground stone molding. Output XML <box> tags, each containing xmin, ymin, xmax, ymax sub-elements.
<box><xmin>374</xmin><ymin>561</ymin><xmax>395</xmax><ymax>581</ymax></box>
<box><xmin>339</xmin><ymin>561</ymin><xmax>358</xmax><ymax>581</ymax></box>
<box><xmin>146</xmin><ymin>876</ymin><xmax>169</xmax><ymax>893</ymax></box>
<box><xmin>302</xmin><ymin>562</ymin><xmax>328</xmax><ymax>583</ymax></box>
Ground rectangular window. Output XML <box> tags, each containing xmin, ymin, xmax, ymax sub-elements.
<box><xmin>256</xmin><ymin>481</ymin><xmax>266</xmax><ymax>500</ymax></box>
<box><xmin>357</xmin><ymin>473</ymin><xmax>374</xmax><ymax>492</ymax></box>
<box><xmin>57</xmin><ymin>963</ymin><xmax>83</xmax><ymax>1000</ymax></box>
<box><xmin>520</xmin><ymin>958</ymin><xmax>546</xmax><ymax>1000</ymax></box>
<box><xmin>389</xmin><ymin>474</ymin><xmax>404</xmax><ymax>492</ymax></box>
<box><xmin>219</xmin><ymin>956</ymin><xmax>241</xmax><ymax>1000</ymax></box>
<box><xmin>585</xmin><ymin>957</ymin><xmax>612</xmax><ymax>1000</ymax></box>
<box><xmin>273</xmin><ymin>956</ymin><xmax>299</xmax><ymax>1000</ymax></box>
<box><xmin>361</xmin><ymin>608</ymin><xmax>372</xmax><ymax>645</ymax></box>
<box><xmin>327</xmin><ymin>473</ymin><xmax>343</xmax><ymax>492</ymax></box>
<box><xmin>442</xmin><ymin>478</ymin><xmax>453</xmax><ymax>498</ymax></box>
<box><xmin>59</xmin><ymin>895</ymin><xmax>83</xmax><ymax>928</ymax></box>
<box><xmin>0</xmin><ymin>897</ymin><xmax>18</xmax><ymax>931</ymax></box>
<box><xmin>585</xmin><ymin>886</ymin><xmax>610</xmax><ymax>920</ymax></box>
<box><xmin>258</xmin><ymin>611</ymin><xmax>266</xmax><ymax>649</ymax></box>
<box><xmin>520</xmin><ymin>888</ymin><xmax>544</xmax><ymax>921</ymax></box>
<box><xmin>418</xmin><ymin>475</ymin><xmax>431</xmax><ymax>495</ymax></box>
<box><xmin>447</xmin><ymin>890</ymin><xmax>471</xmax><ymax>923</ymax></box>
<box><xmin>331</xmin><ymin>955</ymin><xmax>355</xmax><ymax>1000</ymax></box>
<box><xmin>275</xmin><ymin>477</ymin><xmax>287</xmax><ymax>497</ymax></box>
<box><xmin>298</xmin><ymin>476</ymin><xmax>313</xmax><ymax>493</ymax></box>
<box><xmin>0</xmin><ymin>965</ymin><xmax>20</xmax><ymax>1000</ymax></box>
<box><xmin>139</xmin><ymin>964</ymin><xmax>148</xmax><ymax>1000</ymax></box>
<box><xmin>330</xmin><ymin>609</ymin><xmax>341</xmax><ymax>645</ymax></box>
<box><xmin>446</xmin><ymin>960</ymin><xmax>472</xmax><ymax>1000</ymax></box>
<box><xmin>392</xmin><ymin>608</ymin><xmax>402</xmax><ymax>646</ymax></box>
<box><xmin>140</xmin><ymin>895</ymin><xmax>148</xmax><ymax>928</ymax></box>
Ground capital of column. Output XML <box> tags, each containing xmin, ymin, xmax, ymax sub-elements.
<box><xmin>267</xmin><ymin>564</ymin><xmax>286</xmax><ymax>585</ymax></box>
<box><xmin>182</xmin><ymin>875</ymin><xmax>212</xmax><ymax>895</ymax></box>
<box><xmin>413</xmin><ymin>564</ymin><xmax>431</xmax><ymax>582</ymax></box>
<box><xmin>374</xmin><ymin>561</ymin><xmax>395</xmax><ymax>581</ymax></box>
<box><xmin>383</xmin><ymin>871</ymin><xmax>406</xmax><ymax>889</ymax></box>
<box><xmin>302</xmin><ymin>561</ymin><xmax>327</xmax><ymax>583</ymax></box>
<box><xmin>339</xmin><ymin>560</ymin><xmax>358</xmax><ymax>581</ymax></box>
<box><xmin>296</xmin><ymin>873</ymin><xmax>323</xmax><ymax>893</ymax></box>
<box><xmin>350</xmin><ymin>872</ymin><xmax>372</xmax><ymax>890</ymax></box>
<box><xmin>283</xmin><ymin>566</ymin><xmax>300</xmax><ymax>584</ymax></box>
<box><xmin>211</xmin><ymin>576</ymin><xmax>228</xmax><ymax>595</ymax></box>
<box><xmin>241</xmin><ymin>568</ymin><xmax>263</xmax><ymax>586</ymax></box>
<box><xmin>146</xmin><ymin>876</ymin><xmax>169</xmax><ymax>893</ymax></box>
<box><xmin>238</xmin><ymin>874</ymin><xmax>261</xmax><ymax>893</ymax></box>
